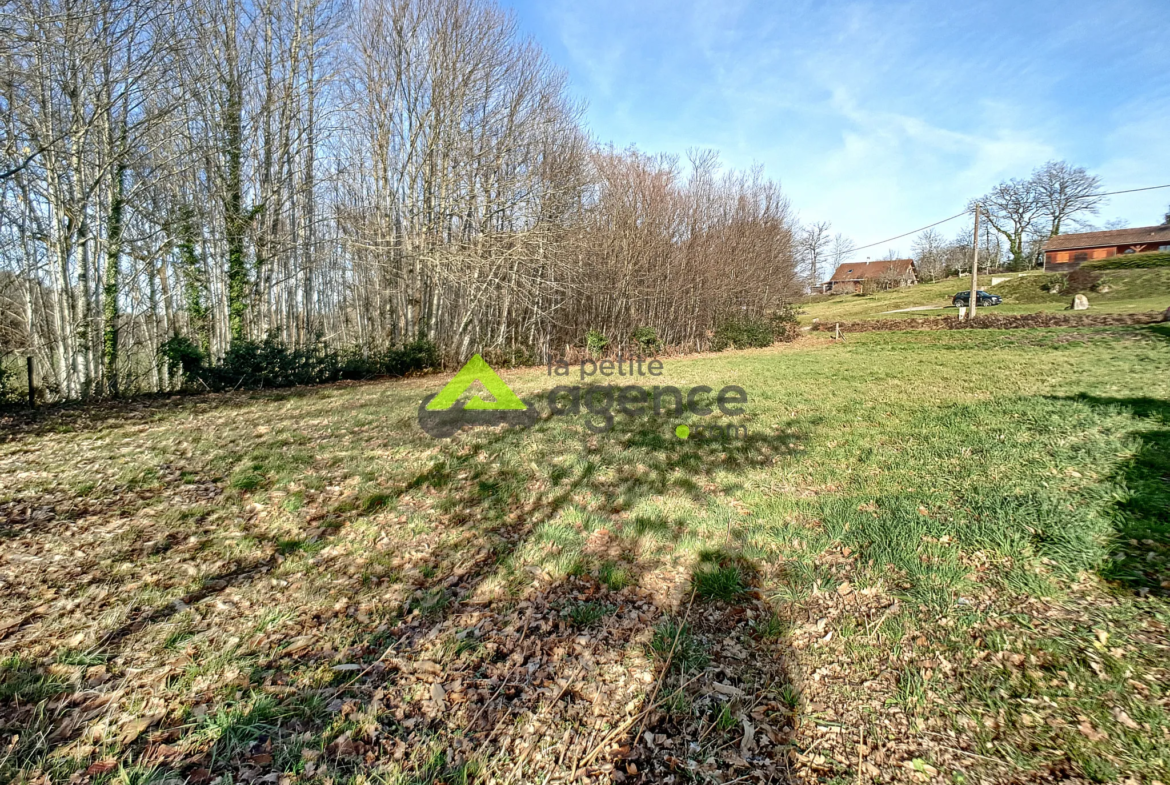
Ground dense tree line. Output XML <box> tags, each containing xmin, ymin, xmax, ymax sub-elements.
<box><xmin>0</xmin><ymin>0</ymin><xmax>801</xmax><ymax>401</ymax></box>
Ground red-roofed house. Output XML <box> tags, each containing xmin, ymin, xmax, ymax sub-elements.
<box><xmin>824</xmin><ymin>259</ymin><xmax>917</xmax><ymax>294</ymax></box>
<box><xmin>1042</xmin><ymin>224</ymin><xmax>1170</xmax><ymax>272</ymax></box>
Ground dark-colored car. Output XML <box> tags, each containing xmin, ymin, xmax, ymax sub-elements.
<box><xmin>952</xmin><ymin>290</ymin><xmax>1001</xmax><ymax>307</ymax></box>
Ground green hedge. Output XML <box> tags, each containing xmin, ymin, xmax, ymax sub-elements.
<box><xmin>1084</xmin><ymin>250</ymin><xmax>1170</xmax><ymax>270</ymax></box>
<box><xmin>709</xmin><ymin>307</ymin><xmax>800</xmax><ymax>351</ymax></box>
<box><xmin>159</xmin><ymin>335</ymin><xmax>440</xmax><ymax>391</ymax></box>
<box><xmin>0</xmin><ymin>361</ymin><xmax>22</xmax><ymax>408</ymax></box>
<box><xmin>710</xmin><ymin>316</ymin><xmax>773</xmax><ymax>351</ymax></box>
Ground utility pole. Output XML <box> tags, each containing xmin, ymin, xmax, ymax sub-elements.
<box><xmin>969</xmin><ymin>203</ymin><xmax>980</xmax><ymax>320</ymax></box>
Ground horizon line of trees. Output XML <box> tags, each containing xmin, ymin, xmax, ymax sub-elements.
<box><xmin>0</xmin><ymin>0</ymin><xmax>803</xmax><ymax>402</ymax></box>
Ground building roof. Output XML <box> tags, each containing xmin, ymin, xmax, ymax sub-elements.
<box><xmin>1042</xmin><ymin>224</ymin><xmax>1170</xmax><ymax>252</ymax></box>
<box><xmin>827</xmin><ymin>259</ymin><xmax>915</xmax><ymax>283</ymax></box>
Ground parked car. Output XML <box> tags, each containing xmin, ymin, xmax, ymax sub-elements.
<box><xmin>952</xmin><ymin>290</ymin><xmax>1001</xmax><ymax>307</ymax></box>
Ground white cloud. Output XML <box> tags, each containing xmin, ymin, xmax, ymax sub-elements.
<box><xmin>525</xmin><ymin>0</ymin><xmax>1170</xmax><ymax>248</ymax></box>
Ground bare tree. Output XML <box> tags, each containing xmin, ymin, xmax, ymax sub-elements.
<box><xmin>796</xmin><ymin>220</ymin><xmax>831</xmax><ymax>288</ymax></box>
<box><xmin>830</xmin><ymin>233</ymin><xmax>854</xmax><ymax>269</ymax></box>
<box><xmin>978</xmin><ymin>160</ymin><xmax>1105</xmax><ymax>271</ymax></box>
<box><xmin>912</xmin><ymin>228</ymin><xmax>947</xmax><ymax>281</ymax></box>
<box><xmin>975</xmin><ymin>182</ymin><xmax>1043</xmax><ymax>271</ymax></box>
<box><xmin>1032</xmin><ymin>160</ymin><xmax>1103</xmax><ymax>236</ymax></box>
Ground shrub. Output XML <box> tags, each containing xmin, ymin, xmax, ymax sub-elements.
<box><xmin>368</xmin><ymin>338</ymin><xmax>440</xmax><ymax>377</ymax></box>
<box><xmin>1084</xmin><ymin>250</ymin><xmax>1170</xmax><ymax>270</ymax></box>
<box><xmin>710</xmin><ymin>315</ymin><xmax>773</xmax><ymax>351</ymax></box>
<box><xmin>630</xmin><ymin>326</ymin><xmax>662</xmax><ymax>355</ymax></box>
<box><xmin>584</xmin><ymin>329</ymin><xmax>609</xmax><ymax>357</ymax></box>
<box><xmin>173</xmin><ymin>335</ymin><xmax>439</xmax><ymax>392</ymax></box>
<box><xmin>397</xmin><ymin>339</ymin><xmax>442</xmax><ymax>375</ymax></box>
<box><xmin>337</xmin><ymin>340</ymin><xmax>437</xmax><ymax>379</ymax></box>
<box><xmin>0</xmin><ymin>362</ymin><xmax>21</xmax><ymax>407</ymax></box>
<box><xmin>159</xmin><ymin>335</ymin><xmax>207</xmax><ymax>380</ymax></box>
<box><xmin>208</xmin><ymin>337</ymin><xmax>336</xmax><ymax>389</ymax></box>
<box><xmin>768</xmin><ymin>305</ymin><xmax>801</xmax><ymax>343</ymax></box>
<box><xmin>336</xmin><ymin>346</ymin><xmax>378</xmax><ymax>379</ymax></box>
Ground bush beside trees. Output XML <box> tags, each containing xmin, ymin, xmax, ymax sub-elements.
<box><xmin>631</xmin><ymin>327</ymin><xmax>663</xmax><ymax>355</ymax></box>
<box><xmin>710</xmin><ymin>316</ymin><xmax>774</xmax><ymax>351</ymax></box>
<box><xmin>160</xmin><ymin>335</ymin><xmax>439</xmax><ymax>392</ymax></box>
<box><xmin>0</xmin><ymin>362</ymin><xmax>20</xmax><ymax>407</ymax></box>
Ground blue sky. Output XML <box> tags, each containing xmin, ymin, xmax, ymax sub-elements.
<box><xmin>505</xmin><ymin>0</ymin><xmax>1170</xmax><ymax>257</ymax></box>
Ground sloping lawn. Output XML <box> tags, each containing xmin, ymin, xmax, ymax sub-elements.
<box><xmin>1</xmin><ymin>327</ymin><xmax>1168</xmax><ymax>785</ymax></box>
<box><xmin>801</xmin><ymin>268</ymin><xmax>1170</xmax><ymax>323</ymax></box>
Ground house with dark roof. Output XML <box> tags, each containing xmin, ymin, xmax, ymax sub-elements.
<box><xmin>1042</xmin><ymin>224</ymin><xmax>1170</xmax><ymax>272</ymax></box>
<box><xmin>824</xmin><ymin>259</ymin><xmax>917</xmax><ymax>294</ymax></box>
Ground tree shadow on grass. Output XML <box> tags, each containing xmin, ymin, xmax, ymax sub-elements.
<box><xmin>1053</xmin><ymin>393</ymin><xmax>1170</xmax><ymax>596</ymax></box>
<box><xmin>346</xmin><ymin>407</ymin><xmax>803</xmax><ymax>781</ymax></box>
<box><xmin>0</xmin><ymin>395</ymin><xmax>805</xmax><ymax>784</ymax></box>
<box><xmin>1141</xmin><ymin>323</ymin><xmax>1170</xmax><ymax>344</ymax></box>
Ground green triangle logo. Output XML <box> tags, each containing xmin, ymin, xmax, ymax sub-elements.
<box><xmin>425</xmin><ymin>354</ymin><xmax>527</xmax><ymax>411</ymax></box>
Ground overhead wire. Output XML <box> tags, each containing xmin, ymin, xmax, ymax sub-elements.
<box><xmin>848</xmin><ymin>182</ymin><xmax>1170</xmax><ymax>255</ymax></box>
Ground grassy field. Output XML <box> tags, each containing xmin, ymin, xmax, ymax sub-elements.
<box><xmin>2</xmin><ymin>327</ymin><xmax>1169</xmax><ymax>785</ymax></box>
<box><xmin>800</xmin><ymin>268</ymin><xmax>1170</xmax><ymax>323</ymax></box>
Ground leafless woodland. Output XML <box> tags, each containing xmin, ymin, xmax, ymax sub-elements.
<box><xmin>0</xmin><ymin>0</ymin><xmax>802</xmax><ymax>400</ymax></box>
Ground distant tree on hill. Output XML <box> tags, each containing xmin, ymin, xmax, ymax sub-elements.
<box><xmin>797</xmin><ymin>221</ymin><xmax>832</xmax><ymax>287</ymax></box>
<box><xmin>830</xmin><ymin>233</ymin><xmax>855</xmax><ymax>269</ymax></box>
<box><xmin>912</xmin><ymin>228</ymin><xmax>947</xmax><ymax>281</ymax></box>
<box><xmin>976</xmin><ymin>160</ymin><xmax>1103</xmax><ymax>270</ymax></box>
<box><xmin>1032</xmin><ymin>161</ymin><xmax>1103</xmax><ymax>236</ymax></box>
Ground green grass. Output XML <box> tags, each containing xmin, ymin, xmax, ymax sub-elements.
<box><xmin>597</xmin><ymin>561</ymin><xmax>633</xmax><ymax>591</ymax></box>
<box><xmin>800</xmin><ymin>267</ymin><xmax>1170</xmax><ymax>322</ymax></box>
<box><xmin>566</xmin><ymin>600</ymin><xmax>613</xmax><ymax>627</ymax></box>
<box><xmin>692</xmin><ymin>561</ymin><xmax>747</xmax><ymax>602</ymax></box>
<box><xmin>2</xmin><ymin>325</ymin><xmax>1169</xmax><ymax>782</ymax></box>
<box><xmin>0</xmin><ymin>655</ymin><xmax>70</xmax><ymax>703</ymax></box>
<box><xmin>197</xmin><ymin>692</ymin><xmax>286</xmax><ymax>763</ymax></box>
<box><xmin>649</xmin><ymin>619</ymin><xmax>709</xmax><ymax>674</ymax></box>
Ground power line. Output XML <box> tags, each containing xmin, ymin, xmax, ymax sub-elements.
<box><xmin>849</xmin><ymin>182</ymin><xmax>1170</xmax><ymax>256</ymax></box>
<box><xmin>1097</xmin><ymin>183</ymin><xmax>1170</xmax><ymax>197</ymax></box>
<box><xmin>850</xmin><ymin>210</ymin><xmax>969</xmax><ymax>254</ymax></box>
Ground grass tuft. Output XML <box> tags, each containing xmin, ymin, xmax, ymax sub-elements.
<box><xmin>649</xmin><ymin>619</ymin><xmax>709</xmax><ymax>674</ymax></box>
<box><xmin>567</xmin><ymin>601</ymin><xmax>613</xmax><ymax>628</ymax></box>
<box><xmin>693</xmin><ymin>563</ymin><xmax>747</xmax><ymax>602</ymax></box>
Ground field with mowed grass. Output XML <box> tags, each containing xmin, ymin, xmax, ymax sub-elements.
<box><xmin>800</xmin><ymin>267</ymin><xmax>1170</xmax><ymax>323</ymax></box>
<box><xmin>2</xmin><ymin>327</ymin><xmax>1169</xmax><ymax>785</ymax></box>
